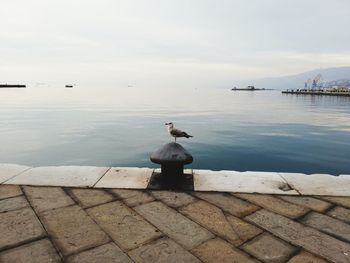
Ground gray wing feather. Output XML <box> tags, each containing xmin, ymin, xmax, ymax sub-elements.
<box><xmin>170</xmin><ymin>128</ymin><xmax>193</xmax><ymax>138</ymax></box>
<box><xmin>170</xmin><ymin>128</ymin><xmax>186</xmax><ymax>137</ymax></box>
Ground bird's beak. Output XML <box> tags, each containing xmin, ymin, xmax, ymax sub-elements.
<box><xmin>165</xmin><ymin>123</ymin><xmax>169</xmax><ymax>125</ymax></box>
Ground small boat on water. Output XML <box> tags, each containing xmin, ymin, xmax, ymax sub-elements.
<box><xmin>231</xmin><ymin>85</ymin><xmax>265</xmax><ymax>91</ymax></box>
<box><xmin>0</xmin><ymin>84</ymin><xmax>26</xmax><ymax>88</ymax></box>
<box><xmin>65</xmin><ymin>85</ymin><xmax>73</xmax><ymax>88</ymax></box>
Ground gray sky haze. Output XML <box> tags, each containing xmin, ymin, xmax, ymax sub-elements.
<box><xmin>1</xmin><ymin>0</ymin><xmax>350</xmax><ymax>89</ymax></box>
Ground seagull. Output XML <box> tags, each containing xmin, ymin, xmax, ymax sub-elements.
<box><xmin>165</xmin><ymin>122</ymin><xmax>193</xmax><ymax>142</ymax></box>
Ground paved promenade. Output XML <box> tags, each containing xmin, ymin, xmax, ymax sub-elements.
<box><xmin>1</xmin><ymin>184</ymin><xmax>349</xmax><ymax>262</ymax></box>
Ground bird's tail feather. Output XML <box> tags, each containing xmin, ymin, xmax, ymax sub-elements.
<box><xmin>184</xmin><ymin>133</ymin><xmax>193</xmax><ymax>138</ymax></box>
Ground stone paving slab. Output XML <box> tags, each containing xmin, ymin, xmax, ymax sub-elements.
<box><xmin>0</xmin><ymin>208</ymin><xmax>46</xmax><ymax>250</ymax></box>
<box><xmin>287</xmin><ymin>250</ymin><xmax>328</xmax><ymax>263</ymax></box>
<box><xmin>319</xmin><ymin>196</ymin><xmax>350</xmax><ymax>209</ymax></box>
<box><xmin>241</xmin><ymin>232</ymin><xmax>298</xmax><ymax>263</ymax></box>
<box><xmin>135</xmin><ymin>201</ymin><xmax>214</xmax><ymax>249</ymax></box>
<box><xmin>0</xmin><ymin>239</ymin><xmax>61</xmax><ymax>263</ymax></box>
<box><xmin>67</xmin><ymin>242</ymin><xmax>132</xmax><ymax>263</ymax></box>
<box><xmin>235</xmin><ymin>193</ymin><xmax>309</xmax><ymax>219</ymax></box>
<box><xmin>194</xmin><ymin>192</ymin><xmax>259</xmax><ymax>217</ymax></box>
<box><xmin>191</xmin><ymin>237</ymin><xmax>258</xmax><ymax>263</ymax></box>
<box><xmin>149</xmin><ymin>190</ymin><xmax>196</xmax><ymax>208</ymax></box>
<box><xmin>0</xmin><ymin>163</ymin><xmax>31</xmax><ymax>183</ymax></box>
<box><xmin>110</xmin><ymin>189</ymin><xmax>154</xmax><ymax>207</ymax></box>
<box><xmin>87</xmin><ymin>201</ymin><xmax>162</xmax><ymax>251</ymax></box>
<box><xmin>225</xmin><ymin>214</ymin><xmax>263</xmax><ymax>243</ymax></box>
<box><xmin>129</xmin><ymin>237</ymin><xmax>201</xmax><ymax>263</ymax></box>
<box><xmin>0</xmin><ymin>196</ymin><xmax>29</xmax><ymax>213</ymax></box>
<box><xmin>194</xmin><ymin>170</ymin><xmax>299</xmax><ymax>195</ymax></box>
<box><xmin>6</xmin><ymin>166</ymin><xmax>110</xmax><ymax>187</ymax></box>
<box><xmin>327</xmin><ymin>206</ymin><xmax>350</xmax><ymax>224</ymax></box>
<box><xmin>40</xmin><ymin>205</ymin><xmax>110</xmax><ymax>256</ymax></box>
<box><xmin>280</xmin><ymin>173</ymin><xmax>350</xmax><ymax>196</ymax></box>
<box><xmin>23</xmin><ymin>186</ymin><xmax>75</xmax><ymax>213</ymax></box>
<box><xmin>0</xmin><ymin>185</ymin><xmax>22</xmax><ymax>200</ymax></box>
<box><xmin>246</xmin><ymin>209</ymin><xmax>350</xmax><ymax>263</ymax></box>
<box><xmin>301</xmin><ymin>212</ymin><xmax>350</xmax><ymax>242</ymax></box>
<box><xmin>278</xmin><ymin>195</ymin><xmax>332</xmax><ymax>213</ymax></box>
<box><xmin>179</xmin><ymin>200</ymin><xmax>243</xmax><ymax>246</ymax></box>
<box><xmin>95</xmin><ymin>167</ymin><xmax>153</xmax><ymax>189</ymax></box>
<box><xmin>67</xmin><ymin>188</ymin><xmax>115</xmax><ymax>208</ymax></box>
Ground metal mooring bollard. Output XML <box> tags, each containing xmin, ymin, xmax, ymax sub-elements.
<box><xmin>148</xmin><ymin>142</ymin><xmax>194</xmax><ymax>190</ymax></box>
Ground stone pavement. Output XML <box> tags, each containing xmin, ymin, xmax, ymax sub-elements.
<box><xmin>0</xmin><ymin>185</ymin><xmax>350</xmax><ymax>263</ymax></box>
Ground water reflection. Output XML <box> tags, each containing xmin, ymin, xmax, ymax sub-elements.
<box><xmin>0</xmin><ymin>87</ymin><xmax>349</xmax><ymax>175</ymax></box>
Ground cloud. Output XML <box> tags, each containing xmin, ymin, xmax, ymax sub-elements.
<box><xmin>1</xmin><ymin>0</ymin><xmax>350</xmax><ymax>87</ymax></box>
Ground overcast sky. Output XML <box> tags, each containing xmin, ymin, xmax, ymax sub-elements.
<box><xmin>1</xmin><ymin>0</ymin><xmax>350</xmax><ymax>88</ymax></box>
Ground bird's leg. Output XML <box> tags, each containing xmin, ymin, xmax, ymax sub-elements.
<box><xmin>175</xmin><ymin>137</ymin><xmax>176</xmax><ymax>143</ymax></box>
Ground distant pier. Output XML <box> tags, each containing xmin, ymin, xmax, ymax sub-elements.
<box><xmin>282</xmin><ymin>89</ymin><xmax>350</xmax><ymax>97</ymax></box>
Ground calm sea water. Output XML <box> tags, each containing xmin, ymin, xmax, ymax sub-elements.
<box><xmin>0</xmin><ymin>86</ymin><xmax>349</xmax><ymax>175</ymax></box>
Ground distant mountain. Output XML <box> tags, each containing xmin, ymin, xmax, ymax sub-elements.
<box><xmin>324</xmin><ymin>78</ymin><xmax>350</xmax><ymax>87</ymax></box>
<box><xmin>242</xmin><ymin>67</ymin><xmax>350</xmax><ymax>90</ymax></box>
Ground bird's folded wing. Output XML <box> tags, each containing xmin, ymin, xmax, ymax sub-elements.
<box><xmin>170</xmin><ymin>128</ymin><xmax>186</xmax><ymax>137</ymax></box>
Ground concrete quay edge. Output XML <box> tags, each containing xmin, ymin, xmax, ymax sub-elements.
<box><xmin>1</xmin><ymin>163</ymin><xmax>349</xmax><ymax>196</ymax></box>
